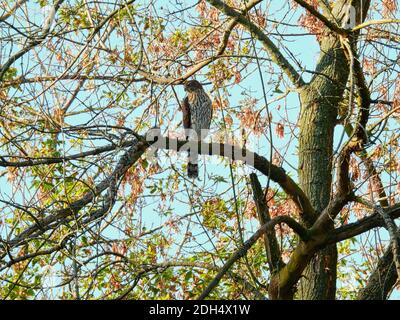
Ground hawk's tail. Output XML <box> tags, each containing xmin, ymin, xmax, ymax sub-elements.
<box><xmin>187</xmin><ymin>151</ymin><xmax>198</xmax><ymax>178</ymax></box>
<box><xmin>187</xmin><ymin>162</ymin><xmax>198</xmax><ymax>178</ymax></box>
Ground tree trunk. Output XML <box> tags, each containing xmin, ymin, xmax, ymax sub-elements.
<box><xmin>297</xmin><ymin>34</ymin><xmax>348</xmax><ymax>299</ymax></box>
<box><xmin>295</xmin><ymin>0</ymin><xmax>371</xmax><ymax>300</ymax></box>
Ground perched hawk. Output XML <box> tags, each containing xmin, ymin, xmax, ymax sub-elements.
<box><xmin>181</xmin><ymin>80</ymin><xmax>212</xmax><ymax>178</ymax></box>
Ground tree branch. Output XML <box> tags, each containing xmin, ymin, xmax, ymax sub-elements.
<box><xmin>0</xmin><ymin>139</ymin><xmax>139</xmax><ymax>167</ymax></box>
<box><xmin>4</xmin><ymin>137</ymin><xmax>149</xmax><ymax>249</ymax></box>
<box><xmin>355</xmin><ymin>198</ymin><xmax>400</xmax><ymax>280</ymax></box>
<box><xmin>197</xmin><ymin>215</ymin><xmax>308</xmax><ymax>300</ymax></box>
<box><xmin>154</xmin><ymin>136</ymin><xmax>317</xmax><ymax>224</ymax></box>
<box><xmin>249</xmin><ymin>173</ymin><xmax>284</xmax><ymax>273</ymax></box>
<box><xmin>0</xmin><ymin>0</ymin><xmax>28</xmax><ymax>22</ymax></box>
<box><xmin>137</xmin><ymin>0</ymin><xmax>262</xmax><ymax>85</ymax></box>
<box><xmin>334</xmin><ymin>34</ymin><xmax>371</xmax><ymax>206</ymax></box>
<box><xmin>292</xmin><ymin>0</ymin><xmax>346</xmax><ymax>34</ymax></box>
<box><xmin>351</xmin><ymin>19</ymin><xmax>400</xmax><ymax>32</ymax></box>
<box><xmin>0</xmin><ymin>0</ymin><xmax>65</xmax><ymax>81</ymax></box>
<box><xmin>206</xmin><ymin>0</ymin><xmax>305</xmax><ymax>87</ymax></box>
<box><xmin>268</xmin><ymin>193</ymin><xmax>350</xmax><ymax>299</ymax></box>
<box><xmin>357</xmin><ymin>236</ymin><xmax>399</xmax><ymax>300</ymax></box>
<box><xmin>0</xmin><ymin>74</ymin><xmax>148</xmax><ymax>88</ymax></box>
<box><xmin>329</xmin><ymin>203</ymin><xmax>400</xmax><ymax>244</ymax></box>
<box><xmin>1</xmin><ymin>134</ymin><xmax>315</xmax><ymax>254</ymax></box>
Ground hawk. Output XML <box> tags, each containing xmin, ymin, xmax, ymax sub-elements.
<box><xmin>181</xmin><ymin>80</ymin><xmax>212</xmax><ymax>178</ymax></box>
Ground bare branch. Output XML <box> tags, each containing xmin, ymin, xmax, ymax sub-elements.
<box><xmin>197</xmin><ymin>215</ymin><xmax>308</xmax><ymax>300</ymax></box>
<box><xmin>357</xmin><ymin>238</ymin><xmax>399</xmax><ymax>300</ymax></box>
<box><xmin>206</xmin><ymin>0</ymin><xmax>305</xmax><ymax>87</ymax></box>
<box><xmin>137</xmin><ymin>0</ymin><xmax>263</xmax><ymax>85</ymax></box>
<box><xmin>249</xmin><ymin>173</ymin><xmax>284</xmax><ymax>273</ymax></box>
<box><xmin>355</xmin><ymin>197</ymin><xmax>400</xmax><ymax>281</ymax></box>
<box><xmin>352</xmin><ymin>19</ymin><xmax>400</xmax><ymax>32</ymax></box>
<box><xmin>292</xmin><ymin>0</ymin><xmax>346</xmax><ymax>34</ymax></box>
<box><xmin>156</xmin><ymin>137</ymin><xmax>317</xmax><ymax>224</ymax></box>
<box><xmin>0</xmin><ymin>0</ymin><xmax>65</xmax><ymax>80</ymax></box>
<box><xmin>330</xmin><ymin>203</ymin><xmax>400</xmax><ymax>244</ymax></box>
<box><xmin>0</xmin><ymin>0</ymin><xmax>28</xmax><ymax>22</ymax></box>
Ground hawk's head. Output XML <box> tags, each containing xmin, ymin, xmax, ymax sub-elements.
<box><xmin>184</xmin><ymin>80</ymin><xmax>203</xmax><ymax>93</ymax></box>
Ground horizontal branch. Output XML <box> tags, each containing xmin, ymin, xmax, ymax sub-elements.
<box><xmin>0</xmin><ymin>139</ymin><xmax>138</xmax><ymax>167</ymax></box>
<box><xmin>357</xmin><ymin>236</ymin><xmax>399</xmax><ymax>300</ymax></box>
<box><xmin>0</xmin><ymin>0</ymin><xmax>65</xmax><ymax>81</ymax></box>
<box><xmin>2</xmin><ymin>132</ymin><xmax>315</xmax><ymax>266</ymax></box>
<box><xmin>352</xmin><ymin>19</ymin><xmax>400</xmax><ymax>32</ymax></box>
<box><xmin>152</xmin><ymin>135</ymin><xmax>316</xmax><ymax>224</ymax></box>
<box><xmin>267</xmin><ymin>193</ymin><xmax>351</xmax><ymax>299</ymax></box>
<box><xmin>0</xmin><ymin>74</ymin><xmax>147</xmax><ymax>88</ymax></box>
<box><xmin>352</xmin><ymin>197</ymin><xmax>400</xmax><ymax>280</ymax></box>
<box><xmin>329</xmin><ymin>203</ymin><xmax>400</xmax><ymax>244</ymax></box>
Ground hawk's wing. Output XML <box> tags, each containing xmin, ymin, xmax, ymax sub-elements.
<box><xmin>182</xmin><ymin>96</ymin><xmax>191</xmax><ymax>129</ymax></box>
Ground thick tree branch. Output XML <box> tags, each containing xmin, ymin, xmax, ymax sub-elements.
<box><xmin>206</xmin><ymin>0</ymin><xmax>305</xmax><ymax>87</ymax></box>
<box><xmin>311</xmin><ymin>194</ymin><xmax>352</xmax><ymax>233</ymax></box>
<box><xmin>0</xmin><ymin>74</ymin><xmax>148</xmax><ymax>88</ymax></box>
<box><xmin>155</xmin><ymin>136</ymin><xmax>317</xmax><ymax>224</ymax></box>
<box><xmin>268</xmin><ymin>194</ymin><xmax>350</xmax><ymax>299</ymax></box>
<box><xmin>334</xmin><ymin>33</ymin><xmax>371</xmax><ymax>206</ymax></box>
<box><xmin>0</xmin><ymin>139</ymin><xmax>139</xmax><ymax>167</ymax></box>
<box><xmin>249</xmin><ymin>173</ymin><xmax>284</xmax><ymax>273</ymax></box>
<box><xmin>329</xmin><ymin>203</ymin><xmax>400</xmax><ymax>244</ymax></box>
<box><xmin>340</xmin><ymin>121</ymin><xmax>389</xmax><ymax>208</ymax></box>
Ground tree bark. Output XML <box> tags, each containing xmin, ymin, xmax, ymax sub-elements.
<box><xmin>297</xmin><ymin>33</ymin><xmax>348</xmax><ymax>299</ymax></box>
<box><xmin>357</xmin><ymin>243</ymin><xmax>398</xmax><ymax>300</ymax></box>
<box><xmin>296</xmin><ymin>0</ymin><xmax>371</xmax><ymax>299</ymax></box>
